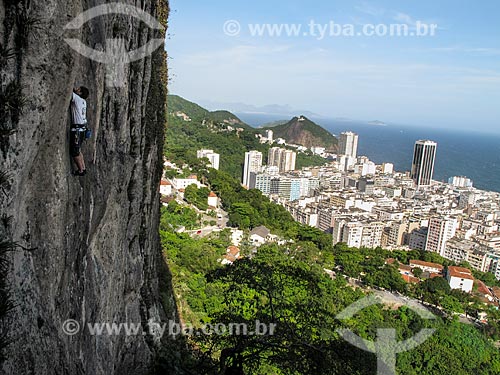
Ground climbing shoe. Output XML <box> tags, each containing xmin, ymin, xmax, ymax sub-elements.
<box><xmin>72</xmin><ymin>170</ymin><xmax>86</xmax><ymax>176</ymax></box>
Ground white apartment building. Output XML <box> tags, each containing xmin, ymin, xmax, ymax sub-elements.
<box><xmin>268</xmin><ymin>147</ymin><xmax>297</xmax><ymax>173</ymax></box>
<box><xmin>311</xmin><ymin>146</ymin><xmax>326</xmax><ymax>156</ymax></box>
<box><xmin>172</xmin><ymin>175</ymin><xmax>202</xmax><ymax>190</ymax></box>
<box><xmin>265</xmin><ymin>129</ymin><xmax>274</xmax><ymax>144</ymax></box>
<box><xmin>336</xmin><ymin>154</ymin><xmax>357</xmax><ymax>171</ymax></box>
<box><xmin>318</xmin><ymin>207</ymin><xmax>334</xmax><ymax>232</ymax></box>
<box><xmin>425</xmin><ymin>216</ymin><xmax>458</xmax><ymax>256</ymax></box>
<box><xmin>243</xmin><ymin>150</ymin><xmax>263</xmax><ymax>188</ymax></box>
<box><xmin>160</xmin><ymin>179</ymin><xmax>172</xmax><ymax>196</ymax></box>
<box><xmin>197</xmin><ymin>149</ymin><xmax>220</xmax><ymax>170</ymax></box>
<box><xmin>448</xmin><ymin>176</ymin><xmax>473</xmax><ymax>188</ymax></box>
<box><xmin>475</xmin><ymin>232</ymin><xmax>500</xmax><ymax>251</ymax></box>
<box><xmin>354</xmin><ymin>161</ymin><xmax>376</xmax><ymax>176</ymax></box>
<box><xmin>409</xmin><ymin>260</ymin><xmax>443</xmax><ymax>274</ymax></box>
<box><xmin>333</xmin><ymin>219</ymin><xmax>383</xmax><ymax>248</ymax></box>
<box><xmin>409</xmin><ymin>227</ymin><xmax>428</xmax><ymax>251</ymax></box>
<box><xmin>281</xmin><ymin>150</ymin><xmax>297</xmax><ymax>172</ymax></box>
<box><xmin>381</xmin><ymin>163</ymin><xmax>394</xmax><ymax>174</ymax></box>
<box><xmin>338</xmin><ymin>131</ymin><xmax>359</xmax><ymax>158</ymax></box>
<box><xmin>447</xmin><ymin>266</ymin><xmax>474</xmax><ymax>293</ymax></box>
<box><xmin>251</xmin><ymin>173</ymin><xmax>271</xmax><ymax>194</ymax></box>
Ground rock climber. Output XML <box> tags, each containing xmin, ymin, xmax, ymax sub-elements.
<box><xmin>70</xmin><ymin>86</ymin><xmax>90</xmax><ymax>176</ymax></box>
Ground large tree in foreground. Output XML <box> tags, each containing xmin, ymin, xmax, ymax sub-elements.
<box><xmin>195</xmin><ymin>245</ymin><xmax>368</xmax><ymax>375</ymax></box>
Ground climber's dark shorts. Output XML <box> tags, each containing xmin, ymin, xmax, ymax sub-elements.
<box><xmin>70</xmin><ymin>124</ymin><xmax>86</xmax><ymax>157</ymax></box>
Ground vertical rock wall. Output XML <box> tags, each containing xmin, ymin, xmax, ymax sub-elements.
<box><xmin>0</xmin><ymin>1</ymin><xmax>171</xmax><ymax>374</ymax></box>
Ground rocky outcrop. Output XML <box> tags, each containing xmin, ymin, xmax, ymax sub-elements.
<box><xmin>264</xmin><ymin>116</ymin><xmax>338</xmax><ymax>150</ymax></box>
<box><xmin>0</xmin><ymin>1</ymin><xmax>172</xmax><ymax>374</ymax></box>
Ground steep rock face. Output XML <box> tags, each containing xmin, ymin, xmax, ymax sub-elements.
<box><xmin>0</xmin><ymin>1</ymin><xmax>172</xmax><ymax>374</ymax></box>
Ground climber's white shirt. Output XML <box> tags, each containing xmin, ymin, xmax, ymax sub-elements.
<box><xmin>71</xmin><ymin>92</ymin><xmax>87</xmax><ymax>125</ymax></box>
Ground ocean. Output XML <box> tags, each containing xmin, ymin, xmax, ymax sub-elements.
<box><xmin>236</xmin><ymin>113</ymin><xmax>500</xmax><ymax>193</ymax></box>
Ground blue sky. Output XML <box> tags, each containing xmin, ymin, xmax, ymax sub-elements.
<box><xmin>167</xmin><ymin>0</ymin><xmax>500</xmax><ymax>132</ymax></box>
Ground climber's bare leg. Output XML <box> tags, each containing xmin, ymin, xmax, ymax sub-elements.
<box><xmin>73</xmin><ymin>153</ymin><xmax>85</xmax><ymax>172</ymax></box>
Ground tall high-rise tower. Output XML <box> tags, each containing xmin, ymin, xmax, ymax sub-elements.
<box><xmin>243</xmin><ymin>151</ymin><xmax>263</xmax><ymax>188</ymax></box>
<box><xmin>280</xmin><ymin>150</ymin><xmax>296</xmax><ymax>172</ymax></box>
<box><xmin>268</xmin><ymin>147</ymin><xmax>282</xmax><ymax>167</ymax></box>
<box><xmin>411</xmin><ymin>140</ymin><xmax>437</xmax><ymax>187</ymax></box>
<box><xmin>339</xmin><ymin>131</ymin><xmax>359</xmax><ymax>158</ymax></box>
<box><xmin>267</xmin><ymin>147</ymin><xmax>296</xmax><ymax>172</ymax></box>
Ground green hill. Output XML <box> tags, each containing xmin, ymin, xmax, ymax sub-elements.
<box><xmin>167</xmin><ymin>95</ymin><xmax>252</xmax><ymax>130</ymax></box>
<box><xmin>207</xmin><ymin>110</ymin><xmax>249</xmax><ymax>128</ymax></box>
<box><xmin>264</xmin><ymin>116</ymin><xmax>338</xmax><ymax>151</ymax></box>
<box><xmin>167</xmin><ymin>94</ymin><xmax>208</xmax><ymax>120</ymax></box>
<box><xmin>164</xmin><ymin>97</ymin><xmax>329</xmax><ymax>180</ymax></box>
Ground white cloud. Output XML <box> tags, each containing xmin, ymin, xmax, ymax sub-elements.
<box><xmin>393</xmin><ymin>12</ymin><xmax>417</xmax><ymax>26</ymax></box>
<box><xmin>431</xmin><ymin>46</ymin><xmax>500</xmax><ymax>56</ymax></box>
<box><xmin>180</xmin><ymin>45</ymin><xmax>500</xmax><ymax>87</ymax></box>
<box><xmin>179</xmin><ymin>44</ymin><xmax>292</xmax><ymax>66</ymax></box>
<box><xmin>355</xmin><ymin>2</ymin><xmax>386</xmax><ymax>17</ymax></box>
<box><xmin>170</xmin><ymin>44</ymin><xmax>500</xmax><ymax>127</ymax></box>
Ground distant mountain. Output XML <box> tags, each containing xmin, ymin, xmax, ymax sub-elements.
<box><xmin>197</xmin><ymin>99</ymin><xmax>320</xmax><ymax>118</ymax></box>
<box><xmin>258</xmin><ymin>120</ymin><xmax>289</xmax><ymax>128</ymax></box>
<box><xmin>263</xmin><ymin>116</ymin><xmax>338</xmax><ymax>150</ymax></box>
<box><xmin>368</xmin><ymin>120</ymin><xmax>387</xmax><ymax>126</ymax></box>
<box><xmin>167</xmin><ymin>95</ymin><xmax>252</xmax><ymax>129</ymax></box>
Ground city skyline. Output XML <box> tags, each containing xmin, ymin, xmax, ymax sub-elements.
<box><xmin>167</xmin><ymin>94</ymin><xmax>499</xmax><ymax>287</ymax></box>
<box><xmin>227</xmin><ymin>122</ymin><xmax>500</xmax><ymax>283</ymax></box>
<box><xmin>248</xmin><ymin>131</ymin><xmax>452</xmax><ymax>189</ymax></box>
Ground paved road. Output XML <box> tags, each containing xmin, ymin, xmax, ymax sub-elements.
<box><xmin>346</xmin><ymin>277</ymin><xmax>480</xmax><ymax>326</ymax></box>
